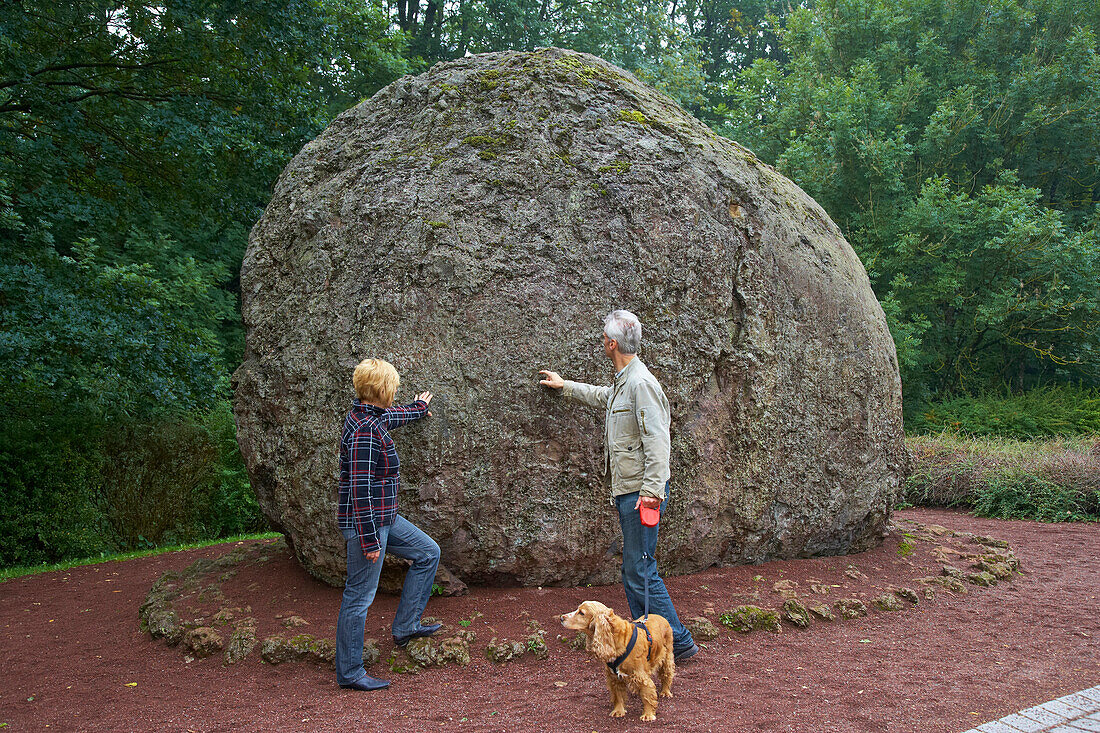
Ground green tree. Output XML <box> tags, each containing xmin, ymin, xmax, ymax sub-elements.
<box><xmin>0</xmin><ymin>1</ymin><xmax>408</xmax><ymax>565</ymax></box>
<box><xmin>719</xmin><ymin>0</ymin><xmax>1100</xmax><ymax>404</ymax></box>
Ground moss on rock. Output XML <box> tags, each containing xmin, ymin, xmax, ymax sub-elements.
<box><xmin>871</xmin><ymin>594</ymin><xmax>902</xmax><ymax>612</ymax></box>
<box><xmin>720</xmin><ymin>605</ymin><xmax>782</xmax><ymax>633</ymax></box>
<box><xmin>782</xmin><ymin>599</ymin><xmax>812</xmax><ymax>628</ymax></box>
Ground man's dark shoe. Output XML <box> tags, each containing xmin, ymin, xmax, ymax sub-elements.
<box><xmin>393</xmin><ymin>623</ymin><xmax>443</xmax><ymax>648</ymax></box>
<box><xmin>674</xmin><ymin>643</ymin><xmax>700</xmax><ymax>663</ymax></box>
<box><xmin>339</xmin><ymin>674</ymin><xmax>390</xmax><ymax>691</ymax></box>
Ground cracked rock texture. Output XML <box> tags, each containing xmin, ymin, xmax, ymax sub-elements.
<box><xmin>233</xmin><ymin>48</ymin><xmax>907</xmax><ymax>587</ymax></box>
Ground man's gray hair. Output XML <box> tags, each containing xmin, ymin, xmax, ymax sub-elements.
<box><xmin>604</xmin><ymin>310</ymin><xmax>642</xmax><ymax>354</ymax></box>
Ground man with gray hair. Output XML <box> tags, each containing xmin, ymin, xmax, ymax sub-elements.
<box><xmin>539</xmin><ymin>309</ymin><xmax>698</xmax><ymax>662</ymax></box>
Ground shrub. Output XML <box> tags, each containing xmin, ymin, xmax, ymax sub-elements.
<box><xmin>0</xmin><ymin>399</ymin><xmax>265</xmax><ymax>567</ymax></box>
<box><xmin>903</xmin><ymin>433</ymin><xmax>1100</xmax><ymax>522</ymax></box>
<box><xmin>972</xmin><ymin>472</ymin><xmax>1099</xmax><ymax>523</ymax></box>
<box><xmin>909</xmin><ymin>386</ymin><xmax>1100</xmax><ymax>438</ymax></box>
<box><xmin>97</xmin><ymin>402</ymin><xmax>266</xmax><ymax>549</ymax></box>
<box><xmin>98</xmin><ymin>416</ymin><xmax>222</xmax><ymax>549</ymax></box>
<box><xmin>0</xmin><ymin>430</ymin><xmax>109</xmax><ymax>566</ymax></box>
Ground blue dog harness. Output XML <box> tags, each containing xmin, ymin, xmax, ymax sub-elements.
<box><xmin>606</xmin><ymin>621</ymin><xmax>653</xmax><ymax>677</ymax></box>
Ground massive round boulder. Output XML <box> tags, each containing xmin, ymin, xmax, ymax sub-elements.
<box><xmin>233</xmin><ymin>48</ymin><xmax>908</xmax><ymax>587</ymax></box>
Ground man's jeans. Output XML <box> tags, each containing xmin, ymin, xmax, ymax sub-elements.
<box><xmin>335</xmin><ymin>514</ymin><xmax>440</xmax><ymax>685</ymax></box>
<box><xmin>616</xmin><ymin>488</ymin><xmax>695</xmax><ymax>653</ymax></box>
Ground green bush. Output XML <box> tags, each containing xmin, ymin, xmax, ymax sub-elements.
<box><xmin>96</xmin><ymin>402</ymin><xmax>267</xmax><ymax>549</ymax></box>
<box><xmin>904</xmin><ymin>433</ymin><xmax>1100</xmax><ymax>522</ymax></box>
<box><xmin>0</xmin><ymin>400</ymin><xmax>265</xmax><ymax>568</ymax></box>
<box><xmin>0</xmin><ymin>430</ymin><xmax>109</xmax><ymax>567</ymax></box>
<box><xmin>192</xmin><ymin>401</ymin><xmax>267</xmax><ymax>539</ymax></box>
<box><xmin>909</xmin><ymin>386</ymin><xmax>1100</xmax><ymax>439</ymax></box>
<box><xmin>972</xmin><ymin>473</ymin><xmax>1100</xmax><ymax>523</ymax></box>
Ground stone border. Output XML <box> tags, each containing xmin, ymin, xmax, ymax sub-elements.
<box><xmin>138</xmin><ymin>541</ymin><xmax>546</xmax><ymax>671</ymax></box>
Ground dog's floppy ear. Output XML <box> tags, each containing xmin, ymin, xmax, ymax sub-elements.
<box><xmin>589</xmin><ymin>610</ymin><xmax>619</xmax><ymax>662</ymax></box>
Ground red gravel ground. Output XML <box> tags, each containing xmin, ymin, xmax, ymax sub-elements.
<box><xmin>1</xmin><ymin>507</ymin><xmax>1097</xmax><ymax>733</ymax></box>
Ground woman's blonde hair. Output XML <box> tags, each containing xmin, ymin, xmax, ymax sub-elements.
<box><xmin>353</xmin><ymin>358</ymin><xmax>400</xmax><ymax>406</ymax></box>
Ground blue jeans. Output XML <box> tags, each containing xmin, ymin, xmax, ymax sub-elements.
<box><xmin>616</xmin><ymin>487</ymin><xmax>695</xmax><ymax>652</ymax></box>
<box><xmin>335</xmin><ymin>514</ymin><xmax>440</xmax><ymax>685</ymax></box>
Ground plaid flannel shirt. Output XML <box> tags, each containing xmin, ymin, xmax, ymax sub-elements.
<box><xmin>338</xmin><ymin>399</ymin><xmax>428</xmax><ymax>554</ymax></box>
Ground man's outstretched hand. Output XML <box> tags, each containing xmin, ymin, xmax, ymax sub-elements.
<box><xmin>416</xmin><ymin>391</ymin><xmax>433</xmax><ymax>417</ymax></box>
<box><xmin>538</xmin><ymin>370</ymin><xmax>564</xmax><ymax>389</ymax></box>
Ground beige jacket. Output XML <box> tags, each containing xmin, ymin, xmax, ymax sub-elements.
<box><xmin>561</xmin><ymin>357</ymin><xmax>671</xmax><ymax>500</ymax></box>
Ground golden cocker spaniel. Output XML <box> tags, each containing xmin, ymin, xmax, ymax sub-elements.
<box><xmin>560</xmin><ymin>600</ymin><xmax>675</xmax><ymax>721</ymax></box>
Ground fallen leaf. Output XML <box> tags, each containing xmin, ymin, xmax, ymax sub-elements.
<box><xmin>124</xmin><ymin>682</ymin><xmax>137</xmax><ymax>687</ymax></box>
<box><xmin>554</xmin><ymin>681</ymin><xmax>567</xmax><ymax>687</ymax></box>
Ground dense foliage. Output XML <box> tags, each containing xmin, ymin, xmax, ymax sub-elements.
<box><xmin>2</xmin><ymin>0</ymin><xmax>1097</xmax><ymax>566</ymax></box>
<box><xmin>909</xmin><ymin>385</ymin><xmax>1100</xmax><ymax>437</ymax></box>
<box><xmin>714</xmin><ymin>0</ymin><xmax>1100</xmax><ymax>403</ymax></box>
<box><xmin>0</xmin><ymin>1</ymin><xmax>407</xmax><ymax>565</ymax></box>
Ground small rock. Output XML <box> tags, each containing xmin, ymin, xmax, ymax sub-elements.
<box><xmin>976</xmin><ymin>559</ymin><xmax>1013</xmax><ymax>579</ymax></box>
<box><xmin>720</xmin><ymin>605</ymin><xmax>781</xmax><ymax>633</ymax></box>
<box><xmin>808</xmin><ymin>602</ymin><xmax>835</xmax><ymax>622</ymax></box>
<box><xmin>684</xmin><ymin>616</ymin><xmax>720</xmax><ymax>641</ymax></box>
<box><xmin>453</xmin><ymin>628</ymin><xmax>477</xmax><ymax>644</ymax></box>
<box><xmin>184</xmin><ymin>627</ymin><xmax>224</xmax><ymax>658</ymax></box>
<box><xmin>967</xmin><ymin>571</ymin><xmax>997</xmax><ymax>587</ymax></box>
<box><xmin>810</xmin><ymin>584</ymin><xmax>831</xmax><ymax>595</ymax></box>
<box><xmin>970</xmin><ymin>535</ymin><xmax>1009</xmax><ymax>549</ymax></box>
<box><xmin>362</xmin><ymin>639</ymin><xmax>381</xmax><ymax>667</ymax></box>
<box><xmin>871</xmin><ymin>594</ymin><xmax>901</xmax><ymax>612</ymax></box>
<box><xmin>926</xmin><ymin>524</ymin><xmax>953</xmax><ymax>536</ymax></box>
<box><xmin>942</xmin><ymin>565</ymin><xmax>963</xmax><ymax>578</ymax></box>
<box><xmin>225</xmin><ymin>627</ymin><xmax>257</xmax><ymax>665</ymax></box>
<box><xmin>526</xmin><ymin>631</ymin><xmax>549</xmax><ymax>660</ymax></box>
<box><xmin>387</xmin><ymin>647</ymin><xmax>422</xmax><ymax>674</ymax></box>
<box><xmin>406</xmin><ymin>638</ymin><xmax>445</xmax><ymax>667</ymax></box>
<box><xmin>889</xmin><ymin>586</ymin><xmax>919</xmax><ymax>604</ymax></box>
<box><xmin>835</xmin><ymin>599</ymin><xmax>868</xmax><ymax>619</ymax></box>
<box><xmin>145</xmin><ymin>609</ymin><xmax>183</xmax><ymax>646</ymax></box>
<box><xmin>486</xmin><ymin>637</ymin><xmax>528</xmax><ymax>663</ymax></box>
<box><xmin>918</xmin><ymin>576</ymin><xmax>967</xmax><ymax>593</ymax></box>
<box><xmin>212</xmin><ymin>609</ymin><xmax>235</xmax><ymax>625</ymax></box>
<box><xmin>924</xmin><ymin>587</ymin><xmax>936</xmax><ymax>601</ymax></box>
<box><xmin>439</xmin><ymin>636</ymin><xmax>472</xmax><ymax>665</ymax></box>
<box><xmin>282</xmin><ymin>615</ymin><xmax>310</xmax><ymax>628</ymax></box>
<box><xmin>260</xmin><ymin>634</ymin><xmax>334</xmax><ymax>665</ymax></box>
<box><xmin>844</xmin><ymin>567</ymin><xmax>867</xmax><ymax>581</ymax></box>
<box><xmin>563</xmin><ymin>632</ymin><xmax>588</xmax><ymax>651</ymax></box>
<box><xmin>773</xmin><ymin>579</ymin><xmax>799</xmax><ymax>597</ymax></box>
<box><xmin>781</xmin><ymin>599</ymin><xmax>811</xmax><ymax>628</ymax></box>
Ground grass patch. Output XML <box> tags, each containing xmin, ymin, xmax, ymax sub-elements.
<box><xmin>903</xmin><ymin>433</ymin><xmax>1099</xmax><ymax>522</ymax></box>
<box><xmin>0</xmin><ymin>531</ymin><xmax>282</xmax><ymax>582</ymax></box>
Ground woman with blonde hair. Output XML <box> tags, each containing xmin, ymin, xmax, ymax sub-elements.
<box><xmin>335</xmin><ymin>358</ymin><xmax>440</xmax><ymax>691</ymax></box>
